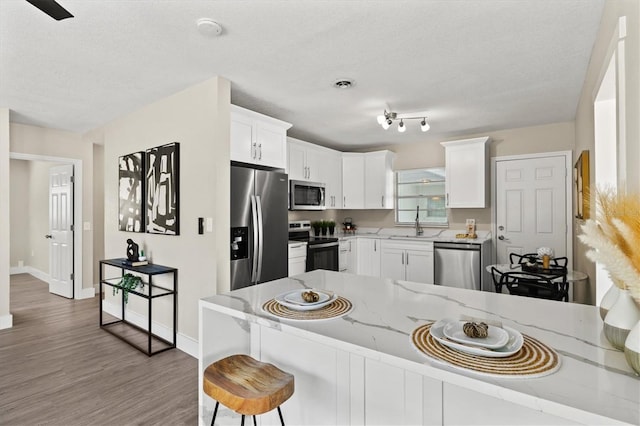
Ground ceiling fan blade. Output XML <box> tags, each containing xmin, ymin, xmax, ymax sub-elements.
<box><xmin>25</xmin><ymin>0</ymin><xmax>74</xmax><ymax>21</ymax></box>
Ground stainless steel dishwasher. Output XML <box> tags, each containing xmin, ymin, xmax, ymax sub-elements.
<box><xmin>434</xmin><ymin>242</ymin><xmax>482</xmax><ymax>290</ymax></box>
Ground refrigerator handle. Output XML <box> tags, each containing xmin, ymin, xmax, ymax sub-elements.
<box><xmin>256</xmin><ymin>195</ymin><xmax>265</xmax><ymax>282</ymax></box>
<box><xmin>250</xmin><ymin>195</ymin><xmax>259</xmax><ymax>283</ymax></box>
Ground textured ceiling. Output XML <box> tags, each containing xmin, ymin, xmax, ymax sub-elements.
<box><xmin>0</xmin><ymin>0</ymin><xmax>605</xmax><ymax>150</ymax></box>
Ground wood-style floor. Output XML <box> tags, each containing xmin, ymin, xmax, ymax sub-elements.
<box><xmin>0</xmin><ymin>274</ymin><xmax>198</xmax><ymax>425</ymax></box>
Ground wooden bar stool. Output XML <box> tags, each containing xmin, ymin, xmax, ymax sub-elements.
<box><xmin>203</xmin><ymin>354</ymin><xmax>294</xmax><ymax>426</ymax></box>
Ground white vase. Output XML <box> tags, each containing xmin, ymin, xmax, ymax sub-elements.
<box><xmin>604</xmin><ymin>289</ymin><xmax>640</xmax><ymax>350</ymax></box>
<box><xmin>625</xmin><ymin>320</ymin><xmax>640</xmax><ymax>375</ymax></box>
<box><xmin>599</xmin><ymin>283</ymin><xmax>620</xmax><ymax>320</ymax></box>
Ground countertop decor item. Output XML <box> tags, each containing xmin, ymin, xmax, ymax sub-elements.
<box><xmin>578</xmin><ymin>187</ymin><xmax>640</xmax><ymax>306</ymax></box>
<box><xmin>624</xmin><ymin>320</ymin><xmax>640</xmax><ymax>375</ymax></box>
<box><xmin>604</xmin><ymin>289</ymin><xmax>640</xmax><ymax>350</ymax></box>
<box><xmin>411</xmin><ymin>323</ymin><xmax>560</xmax><ymax>378</ymax></box>
<box><xmin>262</xmin><ymin>296</ymin><xmax>352</xmax><ymax>321</ymax></box>
<box><xmin>600</xmin><ymin>281</ymin><xmax>620</xmax><ymax>320</ymax></box>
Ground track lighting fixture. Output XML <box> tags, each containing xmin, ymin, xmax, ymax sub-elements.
<box><xmin>377</xmin><ymin>109</ymin><xmax>430</xmax><ymax>133</ymax></box>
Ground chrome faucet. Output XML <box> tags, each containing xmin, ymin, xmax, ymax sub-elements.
<box><xmin>415</xmin><ymin>206</ymin><xmax>424</xmax><ymax>236</ymax></box>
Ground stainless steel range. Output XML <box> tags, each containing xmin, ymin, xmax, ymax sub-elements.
<box><xmin>288</xmin><ymin>220</ymin><xmax>338</xmax><ymax>272</ymax></box>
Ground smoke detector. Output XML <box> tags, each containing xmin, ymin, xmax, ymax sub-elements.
<box><xmin>197</xmin><ymin>18</ymin><xmax>223</xmax><ymax>37</ymax></box>
<box><xmin>333</xmin><ymin>78</ymin><xmax>355</xmax><ymax>89</ymax></box>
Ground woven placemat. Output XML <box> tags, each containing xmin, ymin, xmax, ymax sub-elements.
<box><xmin>262</xmin><ymin>297</ymin><xmax>353</xmax><ymax>321</ymax></box>
<box><xmin>411</xmin><ymin>323</ymin><xmax>560</xmax><ymax>378</ymax></box>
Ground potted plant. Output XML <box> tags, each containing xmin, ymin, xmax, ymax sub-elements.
<box><xmin>320</xmin><ymin>220</ymin><xmax>329</xmax><ymax>236</ymax></box>
<box><xmin>327</xmin><ymin>220</ymin><xmax>336</xmax><ymax>235</ymax></box>
<box><xmin>113</xmin><ymin>273</ymin><xmax>143</xmax><ymax>304</ymax></box>
<box><xmin>311</xmin><ymin>221</ymin><xmax>322</xmax><ymax>236</ymax></box>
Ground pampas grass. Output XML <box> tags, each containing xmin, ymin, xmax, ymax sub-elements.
<box><xmin>578</xmin><ymin>187</ymin><xmax>640</xmax><ymax>305</ymax></box>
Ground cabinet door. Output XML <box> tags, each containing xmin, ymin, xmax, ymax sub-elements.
<box><xmin>356</xmin><ymin>238</ymin><xmax>380</xmax><ymax>277</ymax></box>
<box><xmin>288</xmin><ymin>257</ymin><xmax>307</xmax><ymax>277</ymax></box>
<box><xmin>345</xmin><ymin>239</ymin><xmax>356</xmax><ymax>273</ymax></box>
<box><xmin>321</xmin><ymin>149</ymin><xmax>343</xmax><ymax>209</ymax></box>
<box><xmin>442</xmin><ymin>137</ymin><xmax>489</xmax><ymax>208</ymax></box>
<box><xmin>255</xmin><ymin>122</ymin><xmax>286</xmax><ymax>169</ymax></box>
<box><xmin>288</xmin><ymin>141</ymin><xmax>307</xmax><ymax>181</ymax></box>
<box><xmin>405</xmin><ymin>249</ymin><xmax>434</xmax><ymax>284</ymax></box>
<box><xmin>380</xmin><ymin>246</ymin><xmax>405</xmax><ymax>281</ymax></box>
<box><xmin>342</xmin><ymin>153</ymin><xmax>365</xmax><ymax>209</ymax></box>
<box><xmin>364</xmin><ymin>152</ymin><xmax>386</xmax><ymax>209</ymax></box>
<box><xmin>230</xmin><ymin>114</ymin><xmax>255</xmax><ymax>164</ymax></box>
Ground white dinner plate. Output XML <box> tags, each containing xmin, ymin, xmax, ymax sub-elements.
<box><xmin>443</xmin><ymin>320</ymin><xmax>509</xmax><ymax>349</ymax></box>
<box><xmin>275</xmin><ymin>289</ymin><xmax>337</xmax><ymax>311</ymax></box>
<box><xmin>430</xmin><ymin>319</ymin><xmax>524</xmax><ymax>358</ymax></box>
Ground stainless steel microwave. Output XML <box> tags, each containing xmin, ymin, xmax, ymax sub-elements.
<box><xmin>290</xmin><ymin>180</ymin><xmax>326</xmax><ymax>210</ymax></box>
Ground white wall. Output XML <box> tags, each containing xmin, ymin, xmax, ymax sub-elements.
<box><xmin>9</xmin><ymin>124</ymin><xmax>95</xmax><ymax>291</ymax></box>
<box><xmin>100</xmin><ymin>76</ymin><xmax>230</xmax><ymax>343</ymax></box>
<box><xmin>340</xmin><ymin>121</ymin><xmax>575</xmax><ymax>231</ymax></box>
<box><xmin>0</xmin><ymin>108</ymin><xmax>12</xmax><ymax>329</ymax></box>
<box><xmin>9</xmin><ymin>159</ymin><xmax>29</xmax><ymax>268</ymax></box>
<box><xmin>574</xmin><ymin>0</ymin><xmax>640</xmax><ymax>305</ymax></box>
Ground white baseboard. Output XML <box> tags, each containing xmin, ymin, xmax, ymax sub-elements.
<box><xmin>0</xmin><ymin>314</ymin><xmax>13</xmax><ymax>330</ymax></box>
<box><xmin>103</xmin><ymin>301</ymin><xmax>198</xmax><ymax>358</ymax></box>
<box><xmin>77</xmin><ymin>287</ymin><xmax>95</xmax><ymax>299</ymax></box>
<box><xmin>10</xmin><ymin>266</ymin><xmax>27</xmax><ymax>275</ymax></box>
<box><xmin>25</xmin><ymin>266</ymin><xmax>50</xmax><ymax>283</ymax></box>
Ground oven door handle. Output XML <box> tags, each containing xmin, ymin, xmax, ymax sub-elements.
<box><xmin>309</xmin><ymin>242</ymin><xmax>339</xmax><ymax>249</ymax></box>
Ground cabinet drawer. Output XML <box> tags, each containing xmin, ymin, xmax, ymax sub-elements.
<box><xmin>288</xmin><ymin>243</ymin><xmax>307</xmax><ymax>259</ymax></box>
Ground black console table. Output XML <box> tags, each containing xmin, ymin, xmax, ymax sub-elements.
<box><xmin>99</xmin><ymin>258</ymin><xmax>177</xmax><ymax>356</ymax></box>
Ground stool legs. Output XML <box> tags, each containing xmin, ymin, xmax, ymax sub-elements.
<box><xmin>211</xmin><ymin>401</ymin><xmax>219</xmax><ymax>426</ymax></box>
<box><xmin>277</xmin><ymin>406</ymin><xmax>285</xmax><ymax>426</ymax></box>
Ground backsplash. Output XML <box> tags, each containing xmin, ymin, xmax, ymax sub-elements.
<box><xmin>288</xmin><ymin>208</ymin><xmax>491</xmax><ymax>231</ymax></box>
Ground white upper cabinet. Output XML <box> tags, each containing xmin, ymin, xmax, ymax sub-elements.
<box><xmin>318</xmin><ymin>148</ymin><xmax>343</xmax><ymax>209</ymax></box>
<box><xmin>287</xmin><ymin>137</ymin><xmax>322</xmax><ymax>182</ymax></box>
<box><xmin>342</xmin><ymin>151</ymin><xmax>395</xmax><ymax>210</ymax></box>
<box><xmin>441</xmin><ymin>137</ymin><xmax>490</xmax><ymax>208</ymax></box>
<box><xmin>342</xmin><ymin>153</ymin><xmax>365</xmax><ymax>209</ymax></box>
<box><xmin>230</xmin><ymin>105</ymin><xmax>292</xmax><ymax>169</ymax></box>
<box><xmin>288</xmin><ymin>138</ymin><xmax>343</xmax><ymax>208</ymax></box>
<box><xmin>364</xmin><ymin>150</ymin><xmax>396</xmax><ymax>209</ymax></box>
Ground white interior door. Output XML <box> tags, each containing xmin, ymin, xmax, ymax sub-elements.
<box><xmin>49</xmin><ymin>164</ymin><xmax>74</xmax><ymax>298</ymax></box>
<box><xmin>495</xmin><ymin>156</ymin><xmax>567</xmax><ymax>264</ymax></box>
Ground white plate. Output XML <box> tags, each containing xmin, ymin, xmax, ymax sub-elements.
<box><xmin>275</xmin><ymin>289</ymin><xmax>337</xmax><ymax>311</ymax></box>
<box><xmin>443</xmin><ymin>320</ymin><xmax>509</xmax><ymax>349</ymax></box>
<box><xmin>430</xmin><ymin>319</ymin><xmax>523</xmax><ymax>358</ymax></box>
<box><xmin>284</xmin><ymin>289</ymin><xmax>330</xmax><ymax>305</ymax></box>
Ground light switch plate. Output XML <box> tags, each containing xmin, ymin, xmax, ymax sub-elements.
<box><xmin>206</xmin><ymin>217</ymin><xmax>213</xmax><ymax>232</ymax></box>
<box><xmin>83</xmin><ymin>221</ymin><xmax>91</xmax><ymax>231</ymax></box>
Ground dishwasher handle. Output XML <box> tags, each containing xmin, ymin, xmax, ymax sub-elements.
<box><xmin>434</xmin><ymin>242</ymin><xmax>480</xmax><ymax>251</ymax></box>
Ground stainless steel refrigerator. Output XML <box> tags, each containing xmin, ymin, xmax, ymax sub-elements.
<box><xmin>230</xmin><ymin>165</ymin><xmax>288</xmax><ymax>290</ymax></box>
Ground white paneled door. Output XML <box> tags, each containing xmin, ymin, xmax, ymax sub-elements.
<box><xmin>48</xmin><ymin>164</ymin><xmax>74</xmax><ymax>298</ymax></box>
<box><xmin>495</xmin><ymin>155</ymin><xmax>567</xmax><ymax>264</ymax></box>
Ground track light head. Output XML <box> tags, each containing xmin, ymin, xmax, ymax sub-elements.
<box><xmin>381</xmin><ymin>118</ymin><xmax>392</xmax><ymax>130</ymax></box>
<box><xmin>398</xmin><ymin>119</ymin><xmax>406</xmax><ymax>132</ymax></box>
<box><xmin>420</xmin><ymin>118</ymin><xmax>430</xmax><ymax>132</ymax></box>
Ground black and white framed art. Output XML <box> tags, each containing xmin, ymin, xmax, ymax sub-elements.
<box><xmin>118</xmin><ymin>151</ymin><xmax>145</xmax><ymax>232</ymax></box>
<box><xmin>146</xmin><ymin>142</ymin><xmax>180</xmax><ymax>235</ymax></box>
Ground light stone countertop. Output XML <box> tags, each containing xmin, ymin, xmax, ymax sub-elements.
<box><xmin>337</xmin><ymin>228</ymin><xmax>492</xmax><ymax>244</ymax></box>
<box><xmin>200</xmin><ymin>270</ymin><xmax>639</xmax><ymax>425</ymax></box>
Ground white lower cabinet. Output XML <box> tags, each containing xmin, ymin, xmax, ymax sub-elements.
<box><xmin>356</xmin><ymin>238</ymin><xmax>381</xmax><ymax>277</ymax></box>
<box><xmin>339</xmin><ymin>239</ymin><xmax>356</xmax><ymax>273</ymax></box>
<box><xmin>442</xmin><ymin>383</ymin><xmax>577</xmax><ymax>425</ymax></box>
<box><xmin>381</xmin><ymin>241</ymin><xmax>434</xmax><ymax>284</ymax></box>
<box><xmin>364</xmin><ymin>359</ymin><xmax>442</xmax><ymax>425</ymax></box>
<box><xmin>288</xmin><ymin>242</ymin><xmax>307</xmax><ymax>276</ymax></box>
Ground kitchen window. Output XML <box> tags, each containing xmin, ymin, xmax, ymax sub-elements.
<box><xmin>395</xmin><ymin>167</ymin><xmax>448</xmax><ymax>226</ymax></box>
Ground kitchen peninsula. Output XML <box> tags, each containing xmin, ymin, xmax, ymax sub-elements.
<box><xmin>198</xmin><ymin>270</ymin><xmax>638</xmax><ymax>425</ymax></box>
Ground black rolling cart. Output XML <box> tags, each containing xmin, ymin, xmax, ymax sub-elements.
<box><xmin>99</xmin><ymin>258</ymin><xmax>177</xmax><ymax>356</ymax></box>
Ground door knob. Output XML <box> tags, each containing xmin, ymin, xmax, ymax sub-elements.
<box><xmin>498</xmin><ymin>235</ymin><xmax>505</xmax><ymax>240</ymax></box>
<box><xmin>45</xmin><ymin>234</ymin><xmax>52</xmax><ymax>239</ymax></box>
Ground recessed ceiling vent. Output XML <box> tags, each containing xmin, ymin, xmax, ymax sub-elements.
<box><xmin>333</xmin><ymin>79</ymin><xmax>355</xmax><ymax>89</ymax></box>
